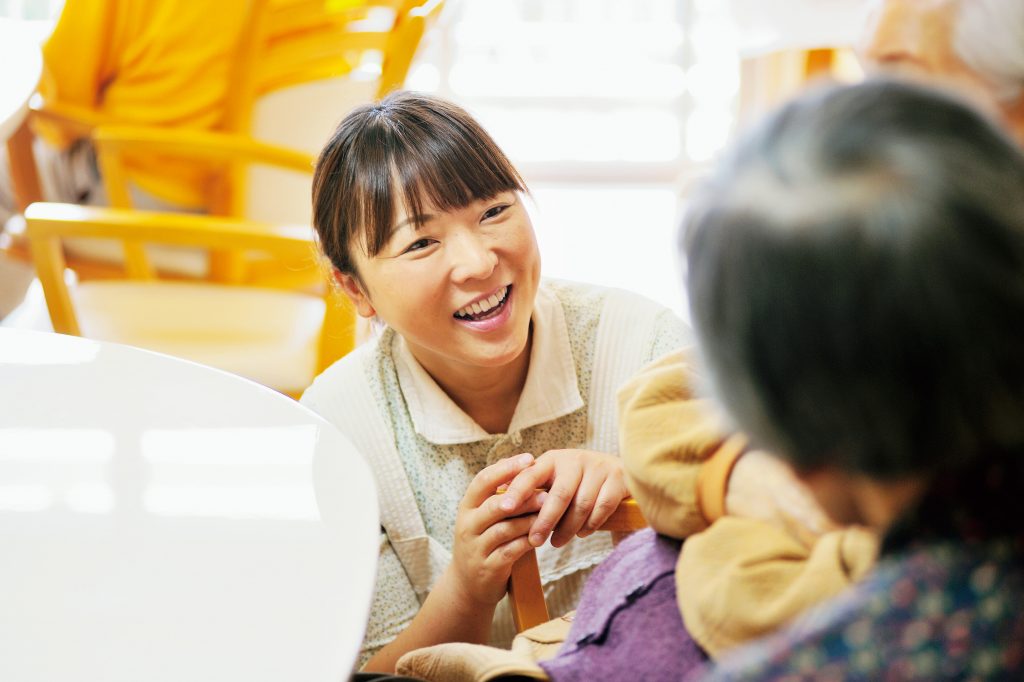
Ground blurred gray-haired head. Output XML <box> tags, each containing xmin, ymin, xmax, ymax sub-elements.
<box><xmin>682</xmin><ymin>78</ymin><xmax>1024</xmax><ymax>479</ymax></box>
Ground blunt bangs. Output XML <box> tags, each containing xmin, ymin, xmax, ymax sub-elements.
<box><xmin>312</xmin><ymin>91</ymin><xmax>526</xmax><ymax>275</ymax></box>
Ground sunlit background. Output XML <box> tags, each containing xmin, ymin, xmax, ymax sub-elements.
<box><xmin>1</xmin><ymin>0</ymin><xmax>866</xmax><ymax>318</ymax></box>
<box><xmin>399</xmin><ymin>0</ymin><xmax>739</xmax><ymax>319</ymax></box>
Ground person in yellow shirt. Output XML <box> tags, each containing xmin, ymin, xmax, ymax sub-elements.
<box><xmin>0</xmin><ymin>0</ymin><xmax>380</xmax><ymax>222</ymax></box>
<box><xmin>0</xmin><ymin>0</ymin><xmax>251</xmax><ymax>222</ymax></box>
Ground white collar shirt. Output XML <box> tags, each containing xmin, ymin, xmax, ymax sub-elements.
<box><xmin>392</xmin><ymin>284</ymin><xmax>585</xmax><ymax>445</ymax></box>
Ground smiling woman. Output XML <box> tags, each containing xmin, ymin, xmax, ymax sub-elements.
<box><xmin>341</xmin><ymin>191</ymin><xmax>541</xmax><ymax>429</ymax></box>
<box><xmin>300</xmin><ymin>91</ymin><xmax>690</xmax><ymax>672</ymax></box>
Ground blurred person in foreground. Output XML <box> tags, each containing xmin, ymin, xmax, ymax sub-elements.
<box><xmin>711</xmin><ymin>0</ymin><xmax>1024</xmax><ymax>538</ymax></box>
<box><xmin>394</xmin><ymin>77</ymin><xmax>1024</xmax><ymax>682</ymax></box>
<box><xmin>684</xmin><ymin>77</ymin><xmax>1024</xmax><ymax>680</ymax></box>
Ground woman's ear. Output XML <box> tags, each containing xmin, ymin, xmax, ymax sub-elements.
<box><xmin>333</xmin><ymin>270</ymin><xmax>377</xmax><ymax>318</ymax></box>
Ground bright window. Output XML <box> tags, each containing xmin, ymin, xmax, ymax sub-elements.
<box><xmin>405</xmin><ymin>0</ymin><xmax>741</xmax><ymax>316</ymax></box>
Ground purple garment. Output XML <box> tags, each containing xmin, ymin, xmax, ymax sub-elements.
<box><xmin>540</xmin><ymin>528</ymin><xmax>709</xmax><ymax>682</ymax></box>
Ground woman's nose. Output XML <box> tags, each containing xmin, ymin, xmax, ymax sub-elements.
<box><xmin>449</xmin><ymin>231</ymin><xmax>497</xmax><ymax>283</ymax></box>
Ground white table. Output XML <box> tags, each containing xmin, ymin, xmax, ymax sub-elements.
<box><xmin>0</xmin><ymin>329</ymin><xmax>379</xmax><ymax>682</ymax></box>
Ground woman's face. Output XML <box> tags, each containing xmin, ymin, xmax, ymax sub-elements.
<box><xmin>341</xmin><ymin>191</ymin><xmax>542</xmax><ymax>381</ymax></box>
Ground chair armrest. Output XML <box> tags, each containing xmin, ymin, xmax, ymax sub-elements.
<box><xmin>29</xmin><ymin>95</ymin><xmax>111</xmax><ymax>139</ymax></box>
<box><xmin>92</xmin><ymin>126</ymin><xmax>315</xmax><ymax>174</ymax></box>
<box><xmin>24</xmin><ymin>203</ymin><xmax>316</xmax><ymax>254</ymax></box>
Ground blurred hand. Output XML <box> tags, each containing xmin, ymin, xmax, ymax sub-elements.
<box><xmin>725</xmin><ymin>450</ymin><xmax>838</xmax><ymax>547</ymax></box>
<box><xmin>500</xmin><ymin>449</ymin><xmax>628</xmax><ymax>549</ymax></box>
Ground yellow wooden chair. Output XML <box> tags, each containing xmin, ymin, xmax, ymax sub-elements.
<box><xmin>13</xmin><ymin>0</ymin><xmax>444</xmax><ymax>221</ymax></box>
<box><xmin>6</xmin><ymin>1</ymin><xmax>442</xmax><ymax>345</ymax></box>
<box><xmin>236</xmin><ymin>0</ymin><xmax>443</xmax><ymax>124</ymax></box>
<box><xmin>238</xmin><ymin>0</ymin><xmax>446</xmax><ymax>225</ymax></box>
<box><xmin>6</xmin><ymin>109</ymin><xmax>321</xmax><ymax>283</ymax></box>
<box><xmin>24</xmin><ymin>202</ymin><xmax>355</xmax><ymax>398</ymax></box>
<box><xmin>507</xmin><ymin>497</ymin><xmax>649</xmax><ymax>632</ymax></box>
<box><xmin>90</xmin><ymin>125</ymin><xmax>319</xmax><ymax>286</ymax></box>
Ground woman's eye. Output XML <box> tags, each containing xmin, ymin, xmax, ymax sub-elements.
<box><xmin>482</xmin><ymin>204</ymin><xmax>509</xmax><ymax>221</ymax></box>
<box><xmin>403</xmin><ymin>238</ymin><xmax>433</xmax><ymax>254</ymax></box>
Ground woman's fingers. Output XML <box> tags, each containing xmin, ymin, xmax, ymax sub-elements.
<box><xmin>501</xmin><ymin>449</ymin><xmax>628</xmax><ymax>548</ymax></box>
<box><xmin>463</xmin><ymin>486</ymin><xmax>548</xmax><ymax>540</ymax></box>
<box><xmin>462</xmin><ymin>453</ymin><xmax>535</xmax><ymax>511</ymax></box>
<box><xmin>552</xmin><ymin>464</ymin><xmax>614</xmax><ymax>544</ymax></box>
<box><xmin>550</xmin><ymin>466</ymin><xmax>607</xmax><ymax>547</ymax></box>
<box><xmin>479</xmin><ymin>513</ymin><xmax>537</xmax><ymax>558</ymax></box>
<box><xmin>582</xmin><ymin>477</ymin><xmax>625</xmax><ymax>535</ymax></box>
<box><xmin>499</xmin><ymin>456</ymin><xmax>555</xmax><ymax>512</ymax></box>
<box><xmin>528</xmin><ymin>461</ymin><xmax>582</xmax><ymax>547</ymax></box>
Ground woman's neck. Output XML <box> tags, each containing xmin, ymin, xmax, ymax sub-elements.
<box><xmin>413</xmin><ymin>333</ymin><xmax>533</xmax><ymax>435</ymax></box>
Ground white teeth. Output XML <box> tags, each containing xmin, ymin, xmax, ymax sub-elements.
<box><xmin>455</xmin><ymin>286</ymin><xmax>509</xmax><ymax>319</ymax></box>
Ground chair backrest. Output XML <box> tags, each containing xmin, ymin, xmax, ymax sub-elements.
<box><xmin>18</xmin><ymin>108</ymin><xmax>321</xmax><ymax>282</ymax></box>
<box><xmin>507</xmin><ymin>497</ymin><xmax>649</xmax><ymax>632</ymax></box>
<box><xmin>24</xmin><ymin>202</ymin><xmax>355</xmax><ymax>388</ymax></box>
<box><xmin>91</xmin><ymin>125</ymin><xmax>322</xmax><ymax>284</ymax></box>
<box><xmin>24</xmin><ymin>0</ymin><xmax>443</xmax><ymax>223</ymax></box>
<box><xmin>242</xmin><ymin>0</ymin><xmax>445</xmax><ymax>225</ymax></box>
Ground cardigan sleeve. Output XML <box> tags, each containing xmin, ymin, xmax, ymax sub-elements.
<box><xmin>677</xmin><ymin>517</ymin><xmax>878</xmax><ymax>658</ymax></box>
<box><xmin>617</xmin><ymin>348</ymin><xmax>735</xmax><ymax>539</ymax></box>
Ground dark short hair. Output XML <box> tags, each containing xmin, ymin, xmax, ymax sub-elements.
<box><xmin>683</xmin><ymin>78</ymin><xmax>1024</xmax><ymax>479</ymax></box>
<box><xmin>312</xmin><ymin>91</ymin><xmax>527</xmax><ymax>275</ymax></box>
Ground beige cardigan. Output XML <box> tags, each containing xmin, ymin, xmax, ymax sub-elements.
<box><xmin>618</xmin><ymin>349</ymin><xmax>878</xmax><ymax>658</ymax></box>
<box><xmin>397</xmin><ymin>349</ymin><xmax>879</xmax><ymax>680</ymax></box>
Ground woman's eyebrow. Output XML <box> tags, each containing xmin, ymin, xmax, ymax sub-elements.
<box><xmin>389</xmin><ymin>213</ymin><xmax>437</xmax><ymax>237</ymax></box>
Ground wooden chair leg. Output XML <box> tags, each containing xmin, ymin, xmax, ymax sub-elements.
<box><xmin>508</xmin><ymin>549</ymin><xmax>549</xmax><ymax>632</ymax></box>
<box><xmin>8</xmin><ymin>119</ymin><xmax>43</xmax><ymax>210</ymax></box>
<box><xmin>506</xmin><ymin>498</ymin><xmax>647</xmax><ymax>633</ymax></box>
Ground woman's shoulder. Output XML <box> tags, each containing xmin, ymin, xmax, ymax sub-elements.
<box><xmin>543</xmin><ymin>278</ymin><xmax>690</xmax><ymax>351</ymax></box>
<box><xmin>542</xmin><ymin>277</ymin><xmax>677</xmax><ymax>318</ymax></box>
<box><xmin>300</xmin><ymin>328</ymin><xmax>396</xmax><ymax>419</ymax></box>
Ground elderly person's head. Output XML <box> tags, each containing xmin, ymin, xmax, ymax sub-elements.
<box><xmin>683</xmin><ymin>78</ymin><xmax>1024</xmax><ymax>531</ymax></box>
<box><xmin>860</xmin><ymin>0</ymin><xmax>1024</xmax><ymax>144</ymax></box>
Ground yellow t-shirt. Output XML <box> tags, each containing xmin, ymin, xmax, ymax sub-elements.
<box><xmin>39</xmin><ymin>0</ymin><xmax>249</xmax><ymax>207</ymax></box>
<box><xmin>39</xmin><ymin>0</ymin><xmax>376</xmax><ymax>208</ymax></box>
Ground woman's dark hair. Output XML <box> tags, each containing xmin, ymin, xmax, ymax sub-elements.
<box><xmin>683</xmin><ymin>78</ymin><xmax>1024</xmax><ymax>479</ymax></box>
<box><xmin>312</xmin><ymin>91</ymin><xmax>527</xmax><ymax>276</ymax></box>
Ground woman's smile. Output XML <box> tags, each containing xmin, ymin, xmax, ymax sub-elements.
<box><xmin>453</xmin><ymin>284</ymin><xmax>513</xmax><ymax>331</ymax></box>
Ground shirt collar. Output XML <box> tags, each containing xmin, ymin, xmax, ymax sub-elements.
<box><xmin>393</xmin><ymin>283</ymin><xmax>584</xmax><ymax>445</ymax></box>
